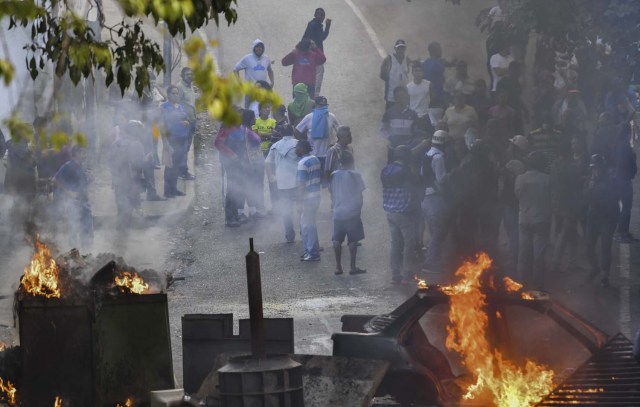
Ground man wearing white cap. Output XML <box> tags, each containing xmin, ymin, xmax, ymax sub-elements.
<box><xmin>380</xmin><ymin>39</ymin><xmax>411</xmax><ymax>111</ymax></box>
<box><xmin>421</xmin><ymin>130</ymin><xmax>451</xmax><ymax>272</ymax></box>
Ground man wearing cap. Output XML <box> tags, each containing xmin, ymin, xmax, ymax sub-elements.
<box><xmin>380</xmin><ymin>40</ymin><xmax>410</xmax><ymax>111</ymax></box>
<box><xmin>302</xmin><ymin>8</ymin><xmax>331</xmax><ymax>97</ymax></box>
<box><xmin>515</xmin><ymin>151</ymin><xmax>551</xmax><ymax>290</ymax></box>
<box><xmin>295</xmin><ymin>96</ymin><xmax>340</xmax><ymax>175</ymax></box>
<box><xmin>421</xmin><ymin>130</ymin><xmax>451</xmax><ymax>272</ymax></box>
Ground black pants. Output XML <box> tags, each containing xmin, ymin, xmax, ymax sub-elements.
<box><xmin>586</xmin><ymin>214</ymin><xmax>617</xmax><ymax>276</ymax></box>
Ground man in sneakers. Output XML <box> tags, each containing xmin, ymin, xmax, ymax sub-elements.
<box><xmin>381</xmin><ymin>145</ymin><xmax>420</xmax><ymax>284</ymax></box>
<box><xmin>330</xmin><ymin>151</ymin><xmax>366</xmax><ymax>276</ymax></box>
<box><xmin>421</xmin><ymin>130</ymin><xmax>451</xmax><ymax>272</ymax></box>
<box><xmin>296</xmin><ymin>139</ymin><xmax>322</xmax><ymax>261</ymax></box>
<box><xmin>266</xmin><ymin>124</ymin><xmax>299</xmax><ymax>242</ymax></box>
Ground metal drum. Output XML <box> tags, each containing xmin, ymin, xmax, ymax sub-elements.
<box><xmin>218</xmin><ymin>355</ymin><xmax>304</xmax><ymax>407</ymax></box>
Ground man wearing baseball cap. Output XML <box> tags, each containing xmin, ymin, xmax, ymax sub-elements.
<box><xmin>379</xmin><ymin>39</ymin><xmax>411</xmax><ymax>111</ymax></box>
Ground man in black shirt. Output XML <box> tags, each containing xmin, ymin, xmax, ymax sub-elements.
<box><xmin>302</xmin><ymin>8</ymin><xmax>331</xmax><ymax>97</ymax></box>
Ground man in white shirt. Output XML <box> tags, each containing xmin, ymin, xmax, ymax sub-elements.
<box><xmin>265</xmin><ymin>124</ymin><xmax>299</xmax><ymax>242</ymax></box>
<box><xmin>233</xmin><ymin>39</ymin><xmax>274</xmax><ymax>86</ymax></box>
<box><xmin>295</xmin><ymin>96</ymin><xmax>340</xmax><ymax>175</ymax></box>
<box><xmin>490</xmin><ymin>43</ymin><xmax>514</xmax><ymax>92</ymax></box>
<box><xmin>406</xmin><ymin>63</ymin><xmax>434</xmax><ymax>132</ymax></box>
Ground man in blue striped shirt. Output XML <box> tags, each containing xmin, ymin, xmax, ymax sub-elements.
<box><xmin>296</xmin><ymin>139</ymin><xmax>322</xmax><ymax>261</ymax></box>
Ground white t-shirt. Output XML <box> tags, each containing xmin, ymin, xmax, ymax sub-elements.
<box><xmin>488</xmin><ymin>6</ymin><xmax>505</xmax><ymax>26</ymax></box>
<box><xmin>407</xmin><ymin>80</ymin><xmax>431</xmax><ymax>118</ymax></box>
<box><xmin>296</xmin><ymin>111</ymin><xmax>340</xmax><ymax>158</ymax></box>
<box><xmin>234</xmin><ymin>54</ymin><xmax>271</xmax><ymax>83</ymax></box>
<box><xmin>490</xmin><ymin>53</ymin><xmax>514</xmax><ymax>91</ymax></box>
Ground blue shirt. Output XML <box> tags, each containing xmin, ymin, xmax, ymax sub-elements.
<box><xmin>330</xmin><ymin>170</ymin><xmax>365</xmax><ymax>220</ymax></box>
<box><xmin>160</xmin><ymin>102</ymin><xmax>190</xmax><ymax>140</ymax></box>
<box><xmin>381</xmin><ymin>161</ymin><xmax>414</xmax><ymax>213</ymax></box>
<box><xmin>297</xmin><ymin>154</ymin><xmax>322</xmax><ymax>199</ymax></box>
<box><xmin>422</xmin><ymin>58</ymin><xmax>445</xmax><ymax>102</ymax></box>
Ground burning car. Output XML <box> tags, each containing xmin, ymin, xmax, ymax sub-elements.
<box><xmin>333</xmin><ymin>253</ymin><xmax>616</xmax><ymax>407</ymax></box>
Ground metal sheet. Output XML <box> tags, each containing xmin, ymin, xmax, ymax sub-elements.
<box><xmin>94</xmin><ymin>293</ymin><xmax>174</xmax><ymax>406</ymax></box>
<box><xmin>19</xmin><ymin>297</ymin><xmax>94</xmax><ymax>406</ymax></box>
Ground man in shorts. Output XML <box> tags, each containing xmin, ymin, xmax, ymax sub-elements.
<box><xmin>329</xmin><ymin>151</ymin><xmax>366</xmax><ymax>275</ymax></box>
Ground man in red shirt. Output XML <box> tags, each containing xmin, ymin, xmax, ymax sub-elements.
<box><xmin>282</xmin><ymin>38</ymin><xmax>326</xmax><ymax>99</ymax></box>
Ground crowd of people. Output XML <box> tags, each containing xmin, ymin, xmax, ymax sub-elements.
<box><xmin>378</xmin><ymin>0</ymin><xmax>640</xmax><ymax>288</ymax></box>
<box><xmin>2</xmin><ymin>2</ymin><xmax>640</xmax><ymax>289</ymax></box>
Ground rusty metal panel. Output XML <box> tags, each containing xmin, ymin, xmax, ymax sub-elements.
<box><xmin>94</xmin><ymin>293</ymin><xmax>174</xmax><ymax>406</ymax></box>
<box><xmin>182</xmin><ymin>314</ymin><xmax>294</xmax><ymax>395</ymax></box>
<box><xmin>19</xmin><ymin>298</ymin><xmax>94</xmax><ymax>406</ymax></box>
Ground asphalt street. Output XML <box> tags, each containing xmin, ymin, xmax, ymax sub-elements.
<box><xmin>2</xmin><ymin>0</ymin><xmax>640</xmax><ymax>393</ymax></box>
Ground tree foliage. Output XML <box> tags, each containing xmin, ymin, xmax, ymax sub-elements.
<box><xmin>0</xmin><ymin>0</ymin><xmax>282</xmax><ymax>141</ymax></box>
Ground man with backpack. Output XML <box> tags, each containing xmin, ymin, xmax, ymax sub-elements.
<box><xmin>380</xmin><ymin>40</ymin><xmax>411</xmax><ymax>111</ymax></box>
<box><xmin>295</xmin><ymin>95</ymin><xmax>340</xmax><ymax>176</ymax></box>
<box><xmin>421</xmin><ymin>130</ymin><xmax>451</xmax><ymax>272</ymax></box>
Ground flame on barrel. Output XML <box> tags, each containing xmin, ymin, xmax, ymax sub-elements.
<box><xmin>0</xmin><ymin>377</ymin><xmax>16</xmax><ymax>404</ymax></box>
<box><xmin>114</xmin><ymin>271</ymin><xmax>149</xmax><ymax>294</ymax></box>
<box><xmin>20</xmin><ymin>235</ymin><xmax>61</xmax><ymax>298</ymax></box>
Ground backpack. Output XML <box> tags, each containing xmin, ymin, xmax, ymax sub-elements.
<box><xmin>310</xmin><ymin>106</ymin><xmax>329</xmax><ymax>140</ymax></box>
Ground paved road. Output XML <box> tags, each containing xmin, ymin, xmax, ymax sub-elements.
<box><xmin>2</xmin><ymin>0</ymin><xmax>640</xmax><ymax>393</ymax></box>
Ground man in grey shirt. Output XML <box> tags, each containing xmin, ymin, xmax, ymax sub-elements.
<box><xmin>515</xmin><ymin>151</ymin><xmax>551</xmax><ymax>290</ymax></box>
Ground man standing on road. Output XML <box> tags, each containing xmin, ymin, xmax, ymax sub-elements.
<box><xmin>295</xmin><ymin>96</ymin><xmax>340</xmax><ymax>176</ymax></box>
<box><xmin>160</xmin><ymin>86</ymin><xmax>189</xmax><ymax>198</ymax></box>
<box><xmin>330</xmin><ymin>151</ymin><xmax>366</xmax><ymax>276</ymax></box>
<box><xmin>178</xmin><ymin>67</ymin><xmax>197</xmax><ymax>180</ymax></box>
<box><xmin>296</xmin><ymin>139</ymin><xmax>322</xmax><ymax>261</ymax></box>
<box><xmin>407</xmin><ymin>63</ymin><xmax>434</xmax><ymax>134</ymax></box>
<box><xmin>490</xmin><ymin>42</ymin><xmax>514</xmax><ymax>93</ymax></box>
<box><xmin>234</xmin><ymin>39</ymin><xmax>274</xmax><ymax>102</ymax></box>
<box><xmin>266</xmin><ymin>124</ymin><xmax>299</xmax><ymax>242</ymax></box>
<box><xmin>515</xmin><ymin>151</ymin><xmax>551</xmax><ymax>291</ymax></box>
<box><xmin>282</xmin><ymin>39</ymin><xmax>326</xmax><ymax>100</ymax></box>
<box><xmin>380</xmin><ymin>40</ymin><xmax>410</xmax><ymax>111</ymax></box>
<box><xmin>324</xmin><ymin>126</ymin><xmax>353</xmax><ymax>184</ymax></box>
<box><xmin>53</xmin><ymin>146</ymin><xmax>93</xmax><ymax>251</ymax></box>
<box><xmin>421</xmin><ymin>130</ymin><xmax>451</xmax><ymax>273</ymax></box>
<box><xmin>381</xmin><ymin>145</ymin><xmax>420</xmax><ymax>284</ymax></box>
<box><xmin>302</xmin><ymin>7</ymin><xmax>331</xmax><ymax>97</ymax></box>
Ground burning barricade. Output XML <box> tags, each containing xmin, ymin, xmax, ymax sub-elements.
<box><xmin>10</xmin><ymin>235</ymin><xmax>174</xmax><ymax>406</ymax></box>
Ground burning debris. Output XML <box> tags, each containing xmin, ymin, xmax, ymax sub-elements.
<box><xmin>12</xmin><ymin>237</ymin><xmax>175</xmax><ymax>406</ymax></box>
<box><xmin>17</xmin><ymin>237</ymin><xmax>167</xmax><ymax>300</ymax></box>
<box><xmin>440</xmin><ymin>253</ymin><xmax>555</xmax><ymax>407</ymax></box>
<box><xmin>0</xmin><ymin>377</ymin><xmax>16</xmax><ymax>405</ymax></box>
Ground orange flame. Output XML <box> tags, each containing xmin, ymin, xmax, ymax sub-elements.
<box><xmin>413</xmin><ymin>274</ymin><xmax>428</xmax><ymax>289</ymax></box>
<box><xmin>116</xmin><ymin>398</ymin><xmax>133</xmax><ymax>407</ymax></box>
<box><xmin>54</xmin><ymin>396</ymin><xmax>62</xmax><ymax>406</ymax></box>
<box><xmin>503</xmin><ymin>277</ymin><xmax>523</xmax><ymax>293</ymax></box>
<box><xmin>442</xmin><ymin>253</ymin><xmax>555</xmax><ymax>406</ymax></box>
<box><xmin>20</xmin><ymin>236</ymin><xmax>61</xmax><ymax>298</ymax></box>
<box><xmin>114</xmin><ymin>272</ymin><xmax>149</xmax><ymax>294</ymax></box>
<box><xmin>0</xmin><ymin>377</ymin><xmax>16</xmax><ymax>404</ymax></box>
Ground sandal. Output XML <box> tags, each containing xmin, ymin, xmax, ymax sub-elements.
<box><xmin>349</xmin><ymin>268</ymin><xmax>367</xmax><ymax>275</ymax></box>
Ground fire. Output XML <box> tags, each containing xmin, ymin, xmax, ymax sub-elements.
<box><xmin>413</xmin><ymin>274</ymin><xmax>428</xmax><ymax>289</ymax></box>
<box><xmin>503</xmin><ymin>276</ymin><xmax>535</xmax><ymax>300</ymax></box>
<box><xmin>0</xmin><ymin>377</ymin><xmax>16</xmax><ymax>404</ymax></box>
<box><xmin>442</xmin><ymin>253</ymin><xmax>555</xmax><ymax>407</ymax></box>
<box><xmin>54</xmin><ymin>396</ymin><xmax>62</xmax><ymax>406</ymax></box>
<box><xmin>20</xmin><ymin>235</ymin><xmax>61</xmax><ymax>298</ymax></box>
<box><xmin>114</xmin><ymin>271</ymin><xmax>149</xmax><ymax>294</ymax></box>
<box><xmin>116</xmin><ymin>398</ymin><xmax>133</xmax><ymax>407</ymax></box>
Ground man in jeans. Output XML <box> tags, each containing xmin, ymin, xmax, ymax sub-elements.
<box><xmin>296</xmin><ymin>139</ymin><xmax>322</xmax><ymax>261</ymax></box>
<box><xmin>381</xmin><ymin>145</ymin><xmax>420</xmax><ymax>284</ymax></box>
<box><xmin>266</xmin><ymin>124</ymin><xmax>299</xmax><ymax>242</ymax></box>
<box><xmin>515</xmin><ymin>151</ymin><xmax>551</xmax><ymax>290</ymax></box>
